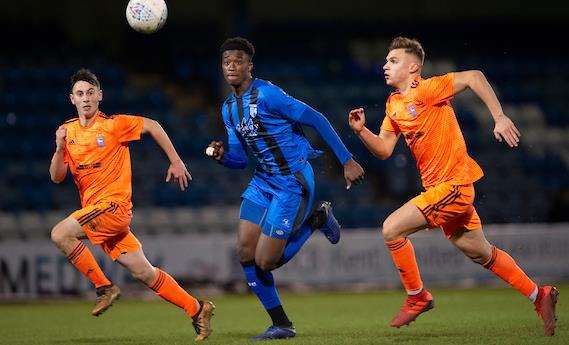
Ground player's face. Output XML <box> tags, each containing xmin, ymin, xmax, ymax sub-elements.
<box><xmin>221</xmin><ymin>50</ymin><xmax>253</xmax><ymax>87</ymax></box>
<box><xmin>383</xmin><ymin>49</ymin><xmax>420</xmax><ymax>87</ymax></box>
<box><xmin>70</xmin><ymin>81</ymin><xmax>102</xmax><ymax>118</ymax></box>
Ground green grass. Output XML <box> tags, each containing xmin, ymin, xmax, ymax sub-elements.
<box><xmin>1</xmin><ymin>286</ymin><xmax>567</xmax><ymax>344</ymax></box>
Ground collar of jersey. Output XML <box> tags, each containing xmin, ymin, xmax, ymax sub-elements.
<box><xmin>79</xmin><ymin>111</ymin><xmax>102</xmax><ymax>129</ymax></box>
<box><xmin>231</xmin><ymin>78</ymin><xmax>257</xmax><ymax>100</ymax></box>
<box><xmin>393</xmin><ymin>76</ymin><xmax>422</xmax><ymax>102</ymax></box>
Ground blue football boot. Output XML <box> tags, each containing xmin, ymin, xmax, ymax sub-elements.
<box><xmin>313</xmin><ymin>201</ymin><xmax>341</xmax><ymax>244</ymax></box>
<box><xmin>252</xmin><ymin>325</ymin><xmax>296</xmax><ymax>341</ymax></box>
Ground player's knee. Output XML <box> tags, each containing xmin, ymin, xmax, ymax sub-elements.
<box><xmin>132</xmin><ymin>266</ymin><xmax>156</xmax><ymax>285</ymax></box>
<box><xmin>467</xmin><ymin>250</ymin><xmax>491</xmax><ymax>265</ymax></box>
<box><xmin>236</xmin><ymin>242</ymin><xmax>256</xmax><ymax>262</ymax></box>
<box><xmin>381</xmin><ymin>218</ymin><xmax>400</xmax><ymax>242</ymax></box>
<box><xmin>256</xmin><ymin>257</ymin><xmax>277</xmax><ymax>272</ymax></box>
<box><xmin>50</xmin><ymin>224</ymin><xmax>69</xmax><ymax>245</ymax></box>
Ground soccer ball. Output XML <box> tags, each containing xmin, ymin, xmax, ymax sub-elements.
<box><xmin>126</xmin><ymin>0</ymin><xmax>168</xmax><ymax>34</ymax></box>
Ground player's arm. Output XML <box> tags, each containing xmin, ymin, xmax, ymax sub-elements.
<box><xmin>348</xmin><ymin>108</ymin><xmax>399</xmax><ymax>160</ymax></box>
<box><xmin>49</xmin><ymin>125</ymin><xmax>68</xmax><ymax>183</ymax></box>
<box><xmin>206</xmin><ymin>108</ymin><xmax>248</xmax><ymax>169</ymax></box>
<box><xmin>141</xmin><ymin>117</ymin><xmax>192</xmax><ymax>191</ymax></box>
<box><xmin>452</xmin><ymin>70</ymin><xmax>521</xmax><ymax>147</ymax></box>
<box><xmin>207</xmin><ymin>139</ymin><xmax>248</xmax><ymax>169</ymax></box>
<box><xmin>275</xmin><ymin>91</ymin><xmax>365</xmax><ymax>188</ymax></box>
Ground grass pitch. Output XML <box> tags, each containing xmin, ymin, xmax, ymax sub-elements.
<box><xmin>1</xmin><ymin>286</ymin><xmax>567</xmax><ymax>344</ymax></box>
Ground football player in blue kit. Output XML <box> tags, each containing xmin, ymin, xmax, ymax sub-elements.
<box><xmin>206</xmin><ymin>37</ymin><xmax>365</xmax><ymax>340</ymax></box>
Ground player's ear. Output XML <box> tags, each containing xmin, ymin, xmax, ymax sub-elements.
<box><xmin>98</xmin><ymin>89</ymin><xmax>103</xmax><ymax>102</ymax></box>
<box><xmin>69</xmin><ymin>93</ymin><xmax>76</xmax><ymax>106</ymax></box>
<box><xmin>409</xmin><ymin>62</ymin><xmax>420</xmax><ymax>74</ymax></box>
<box><xmin>248</xmin><ymin>61</ymin><xmax>253</xmax><ymax>75</ymax></box>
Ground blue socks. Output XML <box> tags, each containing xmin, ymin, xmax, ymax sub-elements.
<box><xmin>241</xmin><ymin>261</ymin><xmax>281</xmax><ymax>310</ymax></box>
<box><xmin>241</xmin><ymin>261</ymin><xmax>292</xmax><ymax>327</ymax></box>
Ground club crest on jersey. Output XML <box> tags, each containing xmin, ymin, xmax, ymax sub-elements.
<box><xmin>249</xmin><ymin>104</ymin><xmax>258</xmax><ymax>118</ymax></box>
<box><xmin>96</xmin><ymin>134</ymin><xmax>105</xmax><ymax>147</ymax></box>
<box><xmin>407</xmin><ymin>104</ymin><xmax>417</xmax><ymax>117</ymax></box>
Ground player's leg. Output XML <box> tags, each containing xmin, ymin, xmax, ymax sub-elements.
<box><xmin>273</xmin><ymin>165</ymin><xmax>317</xmax><ymax>267</ymax></box>
<box><xmin>276</xmin><ymin>164</ymin><xmax>341</xmax><ymax>268</ymax></box>
<box><xmin>238</xmin><ymin>218</ymin><xmax>294</xmax><ymax>338</ymax></box>
<box><xmin>252</xmin><ymin>234</ymin><xmax>296</xmax><ymax>340</ymax></box>
<box><xmin>449</xmin><ymin>224</ymin><xmax>558</xmax><ymax>336</ymax></box>
<box><xmin>237</xmin><ymin>197</ymin><xmax>294</xmax><ymax>339</ymax></box>
<box><xmin>50</xmin><ymin>213</ymin><xmax>112</xmax><ymax>290</ymax></box>
<box><xmin>116</xmin><ymin>244</ymin><xmax>214</xmax><ymax>341</ymax></box>
<box><xmin>382</xmin><ymin>200</ymin><xmax>429</xmax><ymax>295</ymax></box>
<box><xmin>51</xmin><ymin>205</ymin><xmax>122</xmax><ymax>316</ymax></box>
<box><xmin>449</xmin><ymin>227</ymin><xmax>537</xmax><ymax>296</ymax></box>
<box><xmin>382</xmin><ymin>200</ymin><xmax>433</xmax><ymax>328</ymax></box>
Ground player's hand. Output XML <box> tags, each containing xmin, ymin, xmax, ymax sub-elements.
<box><xmin>206</xmin><ymin>141</ymin><xmax>225</xmax><ymax>161</ymax></box>
<box><xmin>344</xmin><ymin>158</ymin><xmax>365</xmax><ymax>190</ymax></box>
<box><xmin>493</xmin><ymin>114</ymin><xmax>521</xmax><ymax>148</ymax></box>
<box><xmin>55</xmin><ymin>125</ymin><xmax>67</xmax><ymax>151</ymax></box>
<box><xmin>348</xmin><ymin>108</ymin><xmax>366</xmax><ymax>134</ymax></box>
<box><xmin>166</xmin><ymin>160</ymin><xmax>192</xmax><ymax>191</ymax></box>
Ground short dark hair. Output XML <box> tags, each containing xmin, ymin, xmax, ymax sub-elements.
<box><xmin>388</xmin><ymin>37</ymin><xmax>425</xmax><ymax>64</ymax></box>
<box><xmin>70</xmin><ymin>68</ymin><xmax>100</xmax><ymax>91</ymax></box>
<box><xmin>220</xmin><ymin>37</ymin><xmax>255</xmax><ymax>60</ymax></box>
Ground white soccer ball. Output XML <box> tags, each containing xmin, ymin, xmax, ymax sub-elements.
<box><xmin>126</xmin><ymin>0</ymin><xmax>168</xmax><ymax>34</ymax></box>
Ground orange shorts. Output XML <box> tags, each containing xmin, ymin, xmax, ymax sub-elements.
<box><xmin>411</xmin><ymin>182</ymin><xmax>482</xmax><ymax>238</ymax></box>
<box><xmin>70</xmin><ymin>201</ymin><xmax>141</xmax><ymax>260</ymax></box>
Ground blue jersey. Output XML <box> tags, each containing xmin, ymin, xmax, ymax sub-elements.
<box><xmin>221</xmin><ymin>78</ymin><xmax>352</xmax><ymax>174</ymax></box>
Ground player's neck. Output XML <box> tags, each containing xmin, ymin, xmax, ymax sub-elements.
<box><xmin>398</xmin><ymin>74</ymin><xmax>420</xmax><ymax>96</ymax></box>
<box><xmin>79</xmin><ymin>112</ymin><xmax>98</xmax><ymax>127</ymax></box>
<box><xmin>233</xmin><ymin>77</ymin><xmax>253</xmax><ymax>97</ymax></box>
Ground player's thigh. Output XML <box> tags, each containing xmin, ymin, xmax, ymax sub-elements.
<box><xmin>51</xmin><ymin>216</ymin><xmax>85</xmax><ymax>242</ymax></box>
<box><xmin>237</xmin><ymin>219</ymin><xmax>263</xmax><ymax>262</ymax></box>
<box><xmin>448</xmin><ymin>227</ymin><xmax>491</xmax><ymax>263</ymax></box>
<box><xmin>255</xmin><ymin>234</ymin><xmax>287</xmax><ymax>271</ymax></box>
<box><xmin>254</xmin><ymin>191</ymin><xmax>302</xmax><ymax>270</ymax></box>
<box><xmin>263</xmin><ymin>188</ymin><xmax>304</xmax><ymax>239</ymax></box>
<box><xmin>382</xmin><ymin>200</ymin><xmax>429</xmax><ymax>241</ymax></box>
<box><xmin>116</xmin><ymin>247</ymin><xmax>155</xmax><ymax>282</ymax></box>
<box><xmin>237</xmin><ymin>198</ymin><xmax>267</xmax><ymax>260</ymax></box>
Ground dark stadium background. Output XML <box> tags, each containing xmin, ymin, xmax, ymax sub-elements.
<box><xmin>1</xmin><ymin>0</ymin><xmax>568</xmax><ymax>225</ymax></box>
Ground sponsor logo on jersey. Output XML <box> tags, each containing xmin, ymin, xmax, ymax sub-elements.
<box><xmin>236</xmin><ymin>117</ymin><xmax>259</xmax><ymax>137</ymax></box>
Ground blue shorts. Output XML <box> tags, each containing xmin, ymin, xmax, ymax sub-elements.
<box><xmin>240</xmin><ymin>163</ymin><xmax>315</xmax><ymax>240</ymax></box>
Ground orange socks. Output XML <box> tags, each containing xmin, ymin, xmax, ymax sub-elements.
<box><xmin>483</xmin><ymin>246</ymin><xmax>538</xmax><ymax>299</ymax></box>
<box><xmin>386</xmin><ymin>238</ymin><xmax>424</xmax><ymax>295</ymax></box>
<box><xmin>67</xmin><ymin>241</ymin><xmax>111</xmax><ymax>288</ymax></box>
<box><xmin>149</xmin><ymin>268</ymin><xmax>200</xmax><ymax>317</ymax></box>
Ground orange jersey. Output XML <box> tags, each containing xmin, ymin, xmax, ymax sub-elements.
<box><xmin>381</xmin><ymin>73</ymin><xmax>483</xmax><ymax>188</ymax></box>
<box><xmin>63</xmin><ymin>111</ymin><xmax>144</xmax><ymax>209</ymax></box>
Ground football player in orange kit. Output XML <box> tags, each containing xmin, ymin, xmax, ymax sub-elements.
<box><xmin>348</xmin><ymin>37</ymin><xmax>558</xmax><ymax>336</ymax></box>
<box><xmin>49</xmin><ymin>69</ymin><xmax>214</xmax><ymax>341</ymax></box>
